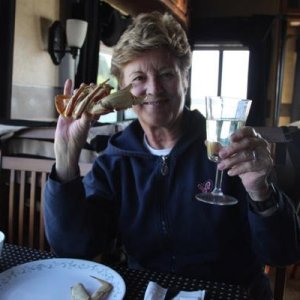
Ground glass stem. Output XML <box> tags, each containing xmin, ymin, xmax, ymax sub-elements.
<box><xmin>212</xmin><ymin>168</ymin><xmax>224</xmax><ymax>196</ymax></box>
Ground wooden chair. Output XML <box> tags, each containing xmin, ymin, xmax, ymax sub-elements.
<box><xmin>0</xmin><ymin>155</ymin><xmax>92</xmax><ymax>251</ymax></box>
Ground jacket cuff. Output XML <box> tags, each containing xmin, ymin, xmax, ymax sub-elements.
<box><xmin>49</xmin><ymin>163</ymin><xmax>80</xmax><ymax>183</ymax></box>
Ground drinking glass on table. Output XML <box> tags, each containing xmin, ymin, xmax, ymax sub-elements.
<box><xmin>196</xmin><ymin>96</ymin><xmax>252</xmax><ymax>205</ymax></box>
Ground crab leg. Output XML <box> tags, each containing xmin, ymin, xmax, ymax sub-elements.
<box><xmin>64</xmin><ymin>84</ymin><xmax>88</xmax><ymax>117</ymax></box>
<box><xmin>55</xmin><ymin>94</ymin><xmax>70</xmax><ymax>116</ymax></box>
<box><xmin>89</xmin><ymin>84</ymin><xmax>145</xmax><ymax>115</ymax></box>
<box><xmin>73</xmin><ymin>82</ymin><xmax>112</xmax><ymax>118</ymax></box>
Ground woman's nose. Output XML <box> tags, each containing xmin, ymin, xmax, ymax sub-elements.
<box><xmin>146</xmin><ymin>76</ymin><xmax>163</xmax><ymax>95</ymax></box>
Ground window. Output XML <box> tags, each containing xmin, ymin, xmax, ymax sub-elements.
<box><xmin>97</xmin><ymin>42</ymin><xmax>118</xmax><ymax>123</ymax></box>
<box><xmin>97</xmin><ymin>42</ymin><xmax>137</xmax><ymax>123</ymax></box>
<box><xmin>190</xmin><ymin>45</ymin><xmax>250</xmax><ymax>116</ymax></box>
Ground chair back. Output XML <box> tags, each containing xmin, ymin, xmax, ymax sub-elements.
<box><xmin>0</xmin><ymin>155</ymin><xmax>91</xmax><ymax>251</ymax></box>
<box><xmin>256</xmin><ymin>126</ymin><xmax>300</xmax><ymax>300</ymax></box>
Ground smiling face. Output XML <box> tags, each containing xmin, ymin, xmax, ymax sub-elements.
<box><xmin>121</xmin><ymin>48</ymin><xmax>188</xmax><ymax>130</ymax></box>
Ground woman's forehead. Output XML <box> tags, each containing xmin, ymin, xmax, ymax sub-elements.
<box><xmin>123</xmin><ymin>49</ymin><xmax>178</xmax><ymax>73</ymax></box>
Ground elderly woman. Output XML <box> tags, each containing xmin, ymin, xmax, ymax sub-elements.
<box><xmin>44</xmin><ymin>12</ymin><xmax>300</xmax><ymax>300</ymax></box>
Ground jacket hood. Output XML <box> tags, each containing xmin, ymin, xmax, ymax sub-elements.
<box><xmin>103</xmin><ymin>108</ymin><xmax>206</xmax><ymax>158</ymax></box>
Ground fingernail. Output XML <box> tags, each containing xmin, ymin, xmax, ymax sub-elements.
<box><xmin>227</xmin><ymin>169</ymin><xmax>233</xmax><ymax>176</ymax></box>
<box><xmin>219</xmin><ymin>151</ymin><xmax>226</xmax><ymax>159</ymax></box>
<box><xmin>218</xmin><ymin>162</ymin><xmax>225</xmax><ymax>170</ymax></box>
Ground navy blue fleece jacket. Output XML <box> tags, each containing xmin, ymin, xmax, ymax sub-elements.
<box><xmin>44</xmin><ymin>109</ymin><xmax>300</xmax><ymax>285</ymax></box>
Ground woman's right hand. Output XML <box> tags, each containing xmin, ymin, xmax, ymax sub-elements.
<box><xmin>54</xmin><ymin>79</ymin><xmax>93</xmax><ymax>182</ymax></box>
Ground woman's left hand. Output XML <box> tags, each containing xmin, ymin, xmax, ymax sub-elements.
<box><xmin>217</xmin><ymin>127</ymin><xmax>273</xmax><ymax>201</ymax></box>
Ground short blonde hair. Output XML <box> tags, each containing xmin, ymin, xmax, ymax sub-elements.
<box><xmin>111</xmin><ymin>11</ymin><xmax>192</xmax><ymax>82</ymax></box>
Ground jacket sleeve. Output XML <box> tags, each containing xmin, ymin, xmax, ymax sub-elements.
<box><xmin>248</xmin><ymin>185</ymin><xmax>300</xmax><ymax>266</ymax></box>
<box><xmin>43</xmin><ymin>164</ymin><xmax>118</xmax><ymax>259</ymax></box>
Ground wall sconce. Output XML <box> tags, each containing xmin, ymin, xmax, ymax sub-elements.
<box><xmin>48</xmin><ymin>19</ymin><xmax>88</xmax><ymax>65</ymax></box>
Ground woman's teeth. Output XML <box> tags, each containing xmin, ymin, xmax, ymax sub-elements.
<box><xmin>143</xmin><ymin>99</ymin><xmax>166</xmax><ymax>105</ymax></box>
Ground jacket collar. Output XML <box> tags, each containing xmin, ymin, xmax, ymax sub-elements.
<box><xmin>105</xmin><ymin>108</ymin><xmax>206</xmax><ymax>156</ymax></box>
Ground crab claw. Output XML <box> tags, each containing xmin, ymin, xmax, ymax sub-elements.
<box><xmin>88</xmin><ymin>84</ymin><xmax>145</xmax><ymax>115</ymax></box>
<box><xmin>54</xmin><ymin>80</ymin><xmax>145</xmax><ymax>119</ymax></box>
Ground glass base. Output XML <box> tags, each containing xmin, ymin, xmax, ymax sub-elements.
<box><xmin>195</xmin><ymin>193</ymin><xmax>238</xmax><ymax>205</ymax></box>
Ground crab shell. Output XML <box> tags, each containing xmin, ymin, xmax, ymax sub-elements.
<box><xmin>89</xmin><ymin>84</ymin><xmax>145</xmax><ymax>115</ymax></box>
<box><xmin>55</xmin><ymin>81</ymin><xmax>145</xmax><ymax>119</ymax></box>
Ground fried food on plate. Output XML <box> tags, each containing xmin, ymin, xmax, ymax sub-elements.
<box><xmin>90</xmin><ymin>276</ymin><xmax>113</xmax><ymax>300</ymax></box>
<box><xmin>71</xmin><ymin>283</ymin><xmax>90</xmax><ymax>300</ymax></box>
<box><xmin>71</xmin><ymin>276</ymin><xmax>113</xmax><ymax>300</ymax></box>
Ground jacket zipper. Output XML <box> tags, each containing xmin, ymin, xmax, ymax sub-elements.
<box><xmin>160</xmin><ymin>155</ymin><xmax>169</xmax><ymax>175</ymax></box>
<box><xmin>160</xmin><ymin>155</ymin><xmax>176</xmax><ymax>271</ymax></box>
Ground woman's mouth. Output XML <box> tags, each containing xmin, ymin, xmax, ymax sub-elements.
<box><xmin>142</xmin><ymin>99</ymin><xmax>168</xmax><ymax>106</ymax></box>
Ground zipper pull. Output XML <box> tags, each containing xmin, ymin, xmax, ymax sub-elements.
<box><xmin>161</xmin><ymin>156</ymin><xmax>169</xmax><ymax>175</ymax></box>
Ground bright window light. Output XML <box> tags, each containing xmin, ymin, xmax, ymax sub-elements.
<box><xmin>190</xmin><ymin>47</ymin><xmax>249</xmax><ymax>116</ymax></box>
<box><xmin>97</xmin><ymin>43</ymin><xmax>118</xmax><ymax>123</ymax></box>
<box><xmin>191</xmin><ymin>51</ymin><xmax>219</xmax><ymax>115</ymax></box>
<box><xmin>221</xmin><ymin>51</ymin><xmax>249</xmax><ymax>98</ymax></box>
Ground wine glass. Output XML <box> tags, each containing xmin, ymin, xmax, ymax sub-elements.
<box><xmin>195</xmin><ymin>96</ymin><xmax>252</xmax><ymax>205</ymax></box>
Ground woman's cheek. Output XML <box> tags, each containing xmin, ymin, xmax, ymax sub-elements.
<box><xmin>131</xmin><ymin>84</ymin><xmax>146</xmax><ymax>97</ymax></box>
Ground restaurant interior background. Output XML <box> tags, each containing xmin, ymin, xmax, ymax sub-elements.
<box><xmin>0</xmin><ymin>1</ymin><xmax>300</xmax><ymax>299</ymax></box>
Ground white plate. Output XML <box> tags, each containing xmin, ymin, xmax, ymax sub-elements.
<box><xmin>0</xmin><ymin>258</ymin><xmax>126</xmax><ymax>299</ymax></box>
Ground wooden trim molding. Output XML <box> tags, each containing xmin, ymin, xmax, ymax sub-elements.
<box><xmin>103</xmin><ymin>0</ymin><xmax>188</xmax><ymax>27</ymax></box>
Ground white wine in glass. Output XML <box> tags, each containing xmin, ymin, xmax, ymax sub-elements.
<box><xmin>196</xmin><ymin>96</ymin><xmax>252</xmax><ymax>205</ymax></box>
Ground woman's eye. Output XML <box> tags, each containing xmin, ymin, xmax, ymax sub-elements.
<box><xmin>160</xmin><ymin>72</ymin><xmax>175</xmax><ymax>79</ymax></box>
<box><xmin>132</xmin><ymin>75</ymin><xmax>144</xmax><ymax>82</ymax></box>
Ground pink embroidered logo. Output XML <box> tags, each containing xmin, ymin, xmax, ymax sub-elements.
<box><xmin>197</xmin><ymin>180</ymin><xmax>213</xmax><ymax>193</ymax></box>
